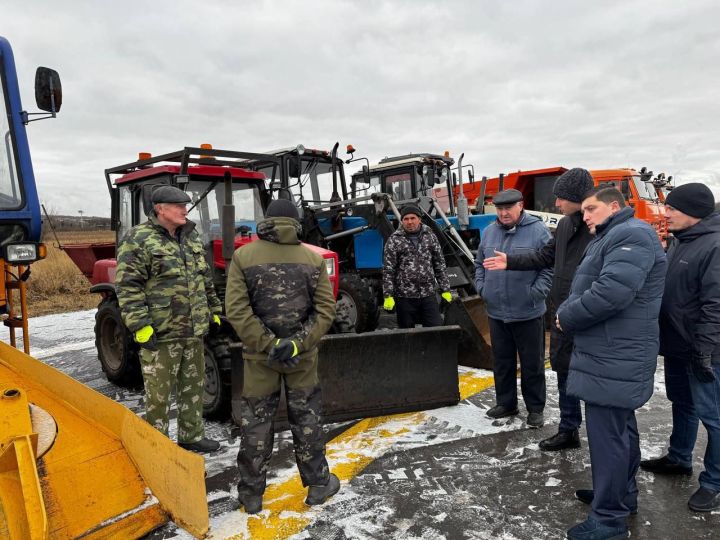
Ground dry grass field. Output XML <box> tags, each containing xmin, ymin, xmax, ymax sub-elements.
<box><xmin>24</xmin><ymin>230</ymin><xmax>115</xmax><ymax>317</ymax></box>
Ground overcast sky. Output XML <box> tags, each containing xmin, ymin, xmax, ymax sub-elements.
<box><xmin>4</xmin><ymin>0</ymin><xmax>720</xmax><ymax>216</ymax></box>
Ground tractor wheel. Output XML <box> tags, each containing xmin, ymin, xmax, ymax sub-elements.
<box><xmin>203</xmin><ymin>334</ymin><xmax>232</xmax><ymax>419</ymax></box>
<box><xmin>95</xmin><ymin>297</ymin><xmax>142</xmax><ymax>387</ymax></box>
<box><xmin>333</xmin><ymin>274</ymin><xmax>380</xmax><ymax>333</ymax></box>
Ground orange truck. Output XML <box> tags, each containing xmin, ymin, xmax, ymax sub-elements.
<box><xmin>434</xmin><ymin>166</ymin><xmax>669</xmax><ymax>244</ymax></box>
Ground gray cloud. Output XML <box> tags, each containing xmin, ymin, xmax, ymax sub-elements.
<box><xmin>4</xmin><ymin>0</ymin><xmax>719</xmax><ymax>216</ymax></box>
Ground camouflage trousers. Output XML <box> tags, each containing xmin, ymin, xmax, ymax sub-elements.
<box><xmin>139</xmin><ymin>337</ymin><xmax>205</xmax><ymax>443</ymax></box>
<box><xmin>237</xmin><ymin>350</ymin><xmax>330</xmax><ymax>499</ymax></box>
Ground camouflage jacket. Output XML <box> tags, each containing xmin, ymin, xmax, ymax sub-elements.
<box><xmin>382</xmin><ymin>224</ymin><xmax>451</xmax><ymax>299</ymax></box>
<box><xmin>115</xmin><ymin>216</ymin><xmax>222</xmax><ymax>340</ymax></box>
<box><xmin>225</xmin><ymin>216</ymin><xmax>336</xmax><ymax>361</ymax></box>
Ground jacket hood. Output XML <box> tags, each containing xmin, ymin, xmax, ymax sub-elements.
<box><xmin>673</xmin><ymin>212</ymin><xmax>720</xmax><ymax>243</ymax></box>
<box><xmin>595</xmin><ymin>206</ymin><xmax>634</xmax><ymax>236</ymax></box>
<box><xmin>256</xmin><ymin>216</ymin><xmax>302</xmax><ymax>245</ymax></box>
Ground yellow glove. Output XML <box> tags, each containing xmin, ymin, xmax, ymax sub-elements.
<box><xmin>441</xmin><ymin>291</ymin><xmax>453</xmax><ymax>303</ymax></box>
<box><xmin>135</xmin><ymin>325</ymin><xmax>154</xmax><ymax>343</ymax></box>
<box><xmin>134</xmin><ymin>325</ymin><xmax>158</xmax><ymax>351</ymax></box>
<box><xmin>383</xmin><ymin>296</ymin><xmax>395</xmax><ymax>311</ymax></box>
<box><xmin>212</xmin><ymin>314</ymin><xmax>221</xmax><ymax>325</ymax></box>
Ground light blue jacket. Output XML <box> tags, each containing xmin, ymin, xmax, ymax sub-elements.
<box><xmin>474</xmin><ymin>212</ymin><xmax>553</xmax><ymax>322</ymax></box>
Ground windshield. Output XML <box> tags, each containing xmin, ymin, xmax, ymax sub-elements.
<box><xmin>631</xmin><ymin>175</ymin><xmax>658</xmax><ymax>201</ymax></box>
<box><xmin>386</xmin><ymin>172</ymin><xmax>413</xmax><ymax>201</ymax></box>
<box><xmin>0</xmin><ymin>67</ymin><xmax>22</xmax><ymax>210</ymax></box>
<box><xmin>185</xmin><ymin>180</ymin><xmax>264</xmax><ymax>244</ymax></box>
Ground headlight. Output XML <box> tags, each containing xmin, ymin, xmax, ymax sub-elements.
<box><xmin>3</xmin><ymin>243</ymin><xmax>43</xmax><ymax>264</ymax></box>
<box><xmin>324</xmin><ymin>257</ymin><xmax>336</xmax><ymax>277</ymax></box>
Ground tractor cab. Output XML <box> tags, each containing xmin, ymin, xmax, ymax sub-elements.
<box><xmin>351</xmin><ymin>152</ymin><xmax>455</xmax><ymax>208</ymax></box>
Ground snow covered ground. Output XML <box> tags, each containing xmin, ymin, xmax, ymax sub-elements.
<box><xmin>6</xmin><ymin>310</ymin><xmax>720</xmax><ymax>539</ymax></box>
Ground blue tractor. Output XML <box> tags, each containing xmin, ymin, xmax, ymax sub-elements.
<box><xmin>246</xmin><ymin>144</ymin><xmax>496</xmax><ymax>367</ymax></box>
<box><xmin>0</xmin><ymin>36</ymin><xmax>61</xmax><ymax>352</ymax></box>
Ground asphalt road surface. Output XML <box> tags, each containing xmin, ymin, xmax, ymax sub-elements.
<box><xmin>9</xmin><ymin>310</ymin><xmax>720</xmax><ymax>539</ymax></box>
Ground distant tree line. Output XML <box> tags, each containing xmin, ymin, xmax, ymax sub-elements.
<box><xmin>42</xmin><ymin>215</ymin><xmax>111</xmax><ymax>231</ymax></box>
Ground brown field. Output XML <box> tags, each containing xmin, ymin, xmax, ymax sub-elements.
<box><xmin>24</xmin><ymin>230</ymin><xmax>116</xmax><ymax>317</ymax></box>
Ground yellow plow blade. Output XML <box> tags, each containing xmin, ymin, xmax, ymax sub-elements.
<box><xmin>0</xmin><ymin>341</ymin><xmax>209</xmax><ymax>539</ymax></box>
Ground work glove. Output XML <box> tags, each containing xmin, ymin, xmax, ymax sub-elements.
<box><xmin>134</xmin><ymin>325</ymin><xmax>158</xmax><ymax>351</ymax></box>
<box><xmin>211</xmin><ymin>314</ymin><xmax>221</xmax><ymax>326</ymax></box>
<box><xmin>441</xmin><ymin>291</ymin><xmax>453</xmax><ymax>303</ymax></box>
<box><xmin>268</xmin><ymin>338</ymin><xmax>300</xmax><ymax>368</ymax></box>
<box><xmin>691</xmin><ymin>353</ymin><xmax>716</xmax><ymax>383</ymax></box>
<box><xmin>383</xmin><ymin>296</ymin><xmax>395</xmax><ymax>311</ymax></box>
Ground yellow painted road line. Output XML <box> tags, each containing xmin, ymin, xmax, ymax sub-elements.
<box><xmin>214</xmin><ymin>371</ymin><xmax>495</xmax><ymax>539</ymax></box>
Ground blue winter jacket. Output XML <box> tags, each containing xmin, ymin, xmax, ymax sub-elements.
<box><xmin>474</xmin><ymin>212</ymin><xmax>553</xmax><ymax>322</ymax></box>
<box><xmin>556</xmin><ymin>207</ymin><xmax>666</xmax><ymax>410</ymax></box>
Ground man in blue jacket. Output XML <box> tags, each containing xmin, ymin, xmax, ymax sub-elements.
<box><xmin>557</xmin><ymin>187</ymin><xmax>666</xmax><ymax>540</ymax></box>
<box><xmin>474</xmin><ymin>189</ymin><xmax>552</xmax><ymax>428</ymax></box>
<box><xmin>639</xmin><ymin>182</ymin><xmax>720</xmax><ymax>513</ymax></box>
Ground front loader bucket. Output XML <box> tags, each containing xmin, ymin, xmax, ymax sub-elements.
<box><xmin>444</xmin><ymin>296</ymin><xmax>494</xmax><ymax>369</ymax></box>
<box><xmin>232</xmin><ymin>326</ymin><xmax>462</xmax><ymax>426</ymax></box>
<box><xmin>0</xmin><ymin>341</ymin><xmax>208</xmax><ymax>539</ymax></box>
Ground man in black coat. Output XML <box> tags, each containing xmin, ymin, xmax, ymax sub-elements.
<box><xmin>482</xmin><ymin>168</ymin><xmax>594</xmax><ymax>450</ymax></box>
<box><xmin>639</xmin><ymin>182</ymin><xmax>720</xmax><ymax>512</ymax></box>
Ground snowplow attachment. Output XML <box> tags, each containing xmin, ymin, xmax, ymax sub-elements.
<box><xmin>232</xmin><ymin>325</ymin><xmax>463</xmax><ymax>425</ymax></box>
<box><xmin>443</xmin><ymin>296</ymin><xmax>494</xmax><ymax>369</ymax></box>
<box><xmin>0</xmin><ymin>341</ymin><xmax>208</xmax><ymax>539</ymax></box>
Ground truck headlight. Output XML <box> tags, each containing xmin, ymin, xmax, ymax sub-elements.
<box><xmin>3</xmin><ymin>242</ymin><xmax>44</xmax><ymax>264</ymax></box>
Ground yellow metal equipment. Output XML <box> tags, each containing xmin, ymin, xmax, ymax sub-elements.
<box><xmin>0</xmin><ymin>341</ymin><xmax>209</xmax><ymax>539</ymax></box>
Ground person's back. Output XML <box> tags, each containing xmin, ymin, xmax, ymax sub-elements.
<box><xmin>225</xmin><ymin>198</ymin><xmax>339</xmax><ymax>515</ymax></box>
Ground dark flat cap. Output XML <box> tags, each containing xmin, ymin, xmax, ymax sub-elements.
<box><xmin>492</xmin><ymin>189</ymin><xmax>523</xmax><ymax>206</ymax></box>
<box><xmin>151</xmin><ymin>185</ymin><xmax>191</xmax><ymax>204</ymax></box>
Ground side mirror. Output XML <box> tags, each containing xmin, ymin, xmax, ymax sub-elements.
<box><xmin>35</xmin><ymin>67</ymin><xmax>62</xmax><ymax>113</ymax></box>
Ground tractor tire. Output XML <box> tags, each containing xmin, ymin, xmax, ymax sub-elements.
<box><xmin>203</xmin><ymin>334</ymin><xmax>232</xmax><ymax>419</ymax></box>
<box><xmin>333</xmin><ymin>274</ymin><xmax>380</xmax><ymax>333</ymax></box>
<box><xmin>95</xmin><ymin>297</ymin><xmax>142</xmax><ymax>387</ymax></box>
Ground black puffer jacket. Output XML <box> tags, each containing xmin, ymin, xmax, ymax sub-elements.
<box><xmin>506</xmin><ymin>211</ymin><xmax>593</xmax><ymax>373</ymax></box>
<box><xmin>506</xmin><ymin>211</ymin><xmax>592</xmax><ymax>311</ymax></box>
<box><xmin>659</xmin><ymin>213</ymin><xmax>720</xmax><ymax>361</ymax></box>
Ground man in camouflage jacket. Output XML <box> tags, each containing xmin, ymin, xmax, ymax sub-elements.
<box><xmin>225</xmin><ymin>198</ymin><xmax>339</xmax><ymax>514</ymax></box>
<box><xmin>382</xmin><ymin>205</ymin><xmax>452</xmax><ymax>328</ymax></box>
<box><xmin>115</xmin><ymin>185</ymin><xmax>222</xmax><ymax>453</ymax></box>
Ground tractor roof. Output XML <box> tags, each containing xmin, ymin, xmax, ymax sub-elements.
<box><xmin>366</xmin><ymin>153</ymin><xmax>455</xmax><ymax>174</ymax></box>
<box><xmin>114</xmin><ymin>164</ymin><xmax>265</xmax><ymax>186</ymax></box>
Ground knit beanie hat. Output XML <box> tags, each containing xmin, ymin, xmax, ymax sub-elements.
<box><xmin>400</xmin><ymin>205</ymin><xmax>422</xmax><ymax>218</ymax></box>
<box><xmin>553</xmin><ymin>168</ymin><xmax>595</xmax><ymax>203</ymax></box>
<box><xmin>665</xmin><ymin>183</ymin><xmax>715</xmax><ymax>218</ymax></box>
<box><xmin>265</xmin><ymin>198</ymin><xmax>299</xmax><ymax>220</ymax></box>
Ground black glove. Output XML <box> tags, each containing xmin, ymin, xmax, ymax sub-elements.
<box><xmin>268</xmin><ymin>338</ymin><xmax>300</xmax><ymax>368</ymax></box>
<box><xmin>691</xmin><ymin>353</ymin><xmax>716</xmax><ymax>383</ymax></box>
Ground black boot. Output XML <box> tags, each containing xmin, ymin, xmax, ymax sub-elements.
<box><xmin>239</xmin><ymin>494</ymin><xmax>262</xmax><ymax>514</ymax></box>
<box><xmin>486</xmin><ymin>405</ymin><xmax>519</xmax><ymax>419</ymax></box>
<box><xmin>688</xmin><ymin>486</ymin><xmax>720</xmax><ymax>512</ymax></box>
<box><xmin>539</xmin><ymin>430</ymin><xmax>580</xmax><ymax>451</ymax></box>
<box><xmin>639</xmin><ymin>455</ymin><xmax>692</xmax><ymax>476</ymax></box>
<box><xmin>179</xmin><ymin>437</ymin><xmax>221</xmax><ymax>453</ymax></box>
<box><xmin>306</xmin><ymin>473</ymin><xmax>340</xmax><ymax>505</ymax></box>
